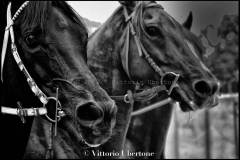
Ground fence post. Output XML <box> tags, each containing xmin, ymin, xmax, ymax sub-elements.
<box><xmin>173</xmin><ymin>103</ymin><xmax>180</xmax><ymax>159</ymax></box>
<box><xmin>233</xmin><ymin>101</ymin><xmax>239</xmax><ymax>158</ymax></box>
<box><xmin>228</xmin><ymin>83</ymin><xmax>239</xmax><ymax>159</ymax></box>
<box><xmin>204</xmin><ymin>109</ymin><xmax>211</xmax><ymax>159</ymax></box>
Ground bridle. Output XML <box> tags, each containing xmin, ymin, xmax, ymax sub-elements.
<box><xmin>0</xmin><ymin>2</ymin><xmax>66</xmax><ymax>158</ymax></box>
<box><xmin>112</xmin><ymin>2</ymin><xmax>180</xmax><ymax>116</ymax></box>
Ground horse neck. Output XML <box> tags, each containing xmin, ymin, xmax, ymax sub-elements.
<box><xmin>87</xmin><ymin>8</ymin><xmax>138</xmax><ymax>154</ymax></box>
<box><xmin>88</xmin><ymin>7</ymin><xmax>134</xmax><ymax>96</ymax></box>
<box><xmin>24</xmin><ymin>117</ymin><xmax>86</xmax><ymax>159</ymax></box>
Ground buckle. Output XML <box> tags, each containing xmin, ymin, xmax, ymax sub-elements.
<box><xmin>17</xmin><ymin>101</ymin><xmax>26</xmax><ymax>124</ymax></box>
<box><xmin>161</xmin><ymin>72</ymin><xmax>180</xmax><ymax>95</ymax></box>
<box><xmin>124</xmin><ymin>90</ymin><xmax>134</xmax><ymax>104</ymax></box>
<box><xmin>44</xmin><ymin>97</ymin><xmax>63</xmax><ymax>123</ymax></box>
<box><xmin>124</xmin><ymin>94</ymin><xmax>130</xmax><ymax>103</ymax></box>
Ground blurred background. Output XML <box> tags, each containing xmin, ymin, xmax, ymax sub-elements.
<box><xmin>68</xmin><ymin>1</ymin><xmax>239</xmax><ymax>159</ymax></box>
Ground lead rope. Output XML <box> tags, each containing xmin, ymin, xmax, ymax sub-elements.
<box><xmin>45</xmin><ymin>123</ymin><xmax>54</xmax><ymax>159</ymax></box>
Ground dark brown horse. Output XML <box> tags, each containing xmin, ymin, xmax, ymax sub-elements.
<box><xmin>87</xmin><ymin>1</ymin><xmax>219</xmax><ymax>159</ymax></box>
<box><xmin>0</xmin><ymin>1</ymin><xmax>117</xmax><ymax>159</ymax></box>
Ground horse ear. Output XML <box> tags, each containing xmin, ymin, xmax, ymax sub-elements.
<box><xmin>119</xmin><ymin>1</ymin><xmax>137</xmax><ymax>12</ymax></box>
<box><xmin>183</xmin><ymin>11</ymin><xmax>193</xmax><ymax>30</ymax></box>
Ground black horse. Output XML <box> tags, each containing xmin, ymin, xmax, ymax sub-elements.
<box><xmin>0</xmin><ymin>1</ymin><xmax>117</xmax><ymax>159</ymax></box>
<box><xmin>87</xmin><ymin>1</ymin><xmax>219</xmax><ymax>159</ymax></box>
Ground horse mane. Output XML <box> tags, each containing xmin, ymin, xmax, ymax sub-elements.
<box><xmin>133</xmin><ymin>2</ymin><xmax>162</xmax><ymax>37</ymax></box>
<box><xmin>88</xmin><ymin>6</ymin><xmax>125</xmax><ymax>39</ymax></box>
<box><xmin>10</xmin><ymin>1</ymin><xmax>87</xmax><ymax>36</ymax></box>
<box><xmin>133</xmin><ymin>2</ymin><xmax>175</xmax><ymax>39</ymax></box>
<box><xmin>133</xmin><ymin>1</ymin><xmax>206</xmax><ymax>57</ymax></box>
<box><xmin>0</xmin><ymin>1</ymin><xmax>88</xmax><ymax>49</ymax></box>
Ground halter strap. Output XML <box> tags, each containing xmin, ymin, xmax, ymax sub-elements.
<box><xmin>1</xmin><ymin>1</ymin><xmax>29</xmax><ymax>82</ymax></box>
<box><xmin>111</xmin><ymin>85</ymin><xmax>167</xmax><ymax>103</ymax></box>
<box><xmin>1</xmin><ymin>106</ymin><xmax>47</xmax><ymax>116</ymax></box>
<box><xmin>1</xmin><ymin>3</ymin><xmax>12</xmax><ymax>82</ymax></box>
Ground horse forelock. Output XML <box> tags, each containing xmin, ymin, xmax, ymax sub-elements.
<box><xmin>13</xmin><ymin>1</ymin><xmax>87</xmax><ymax>37</ymax></box>
<box><xmin>53</xmin><ymin>1</ymin><xmax>88</xmax><ymax>37</ymax></box>
<box><xmin>132</xmin><ymin>2</ymin><xmax>165</xmax><ymax>38</ymax></box>
<box><xmin>13</xmin><ymin>1</ymin><xmax>51</xmax><ymax>33</ymax></box>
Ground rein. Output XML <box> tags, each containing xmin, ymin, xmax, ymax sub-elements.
<box><xmin>111</xmin><ymin>3</ymin><xmax>181</xmax><ymax>116</ymax></box>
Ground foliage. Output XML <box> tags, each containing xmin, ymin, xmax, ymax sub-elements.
<box><xmin>199</xmin><ymin>15</ymin><xmax>239</xmax><ymax>93</ymax></box>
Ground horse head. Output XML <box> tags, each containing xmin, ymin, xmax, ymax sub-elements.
<box><xmin>87</xmin><ymin>1</ymin><xmax>221</xmax><ymax>158</ymax></box>
<box><xmin>1</xmin><ymin>1</ymin><xmax>117</xmax><ymax>156</ymax></box>
<box><xmin>117</xmin><ymin>1</ymin><xmax>220</xmax><ymax>111</ymax></box>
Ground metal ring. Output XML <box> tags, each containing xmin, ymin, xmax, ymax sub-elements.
<box><xmin>168</xmin><ymin>73</ymin><xmax>180</xmax><ymax>95</ymax></box>
<box><xmin>124</xmin><ymin>94</ymin><xmax>130</xmax><ymax>103</ymax></box>
<box><xmin>160</xmin><ymin>72</ymin><xmax>178</xmax><ymax>85</ymax></box>
<box><xmin>160</xmin><ymin>72</ymin><xmax>180</xmax><ymax>95</ymax></box>
<box><xmin>44</xmin><ymin>97</ymin><xmax>63</xmax><ymax>123</ymax></box>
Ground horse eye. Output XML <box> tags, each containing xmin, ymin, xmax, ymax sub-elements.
<box><xmin>25</xmin><ymin>34</ymin><xmax>38</xmax><ymax>47</ymax></box>
<box><xmin>146</xmin><ymin>26</ymin><xmax>163</xmax><ymax>38</ymax></box>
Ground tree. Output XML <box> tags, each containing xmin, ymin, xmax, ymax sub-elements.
<box><xmin>200</xmin><ymin>15</ymin><xmax>238</xmax><ymax>93</ymax></box>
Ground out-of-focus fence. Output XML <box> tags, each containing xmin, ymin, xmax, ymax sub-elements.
<box><xmin>165</xmin><ymin>93</ymin><xmax>239</xmax><ymax>159</ymax></box>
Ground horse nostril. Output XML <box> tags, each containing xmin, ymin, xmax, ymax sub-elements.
<box><xmin>193</xmin><ymin>79</ymin><xmax>213</xmax><ymax>97</ymax></box>
<box><xmin>76</xmin><ymin>102</ymin><xmax>103</xmax><ymax>122</ymax></box>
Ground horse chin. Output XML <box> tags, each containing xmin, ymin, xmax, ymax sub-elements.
<box><xmin>77</xmin><ymin>131</ymin><xmax>106</xmax><ymax>148</ymax></box>
<box><xmin>83</xmin><ymin>142</ymin><xmax>101</xmax><ymax>148</ymax></box>
<box><xmin>178</xmin><ymin>99</ymin><xmax>198</xmax><ymax>112</ymax></box>
<box><xmin>171</xmin><ymin>86</ymin><xmax>219</xmax><ymax>112</ymax></box>
<box><xmin>61</xmin><ymin>121</ymin><xmax>103</xmax><ymax>148</ymax></box>
<box><xmin>76</xmin><ymin>133</ymin><xmax>101</xmax><ymax>148</ymax></box>
<box><xmin>79</xmin><ymin>132</ymin><xmax>110</xmax><ymax>148</ymax></box>
<box><xmin>170</xmin><ymin>87</ymin><xmax>198</xmax><ymax>112</ymax></box>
